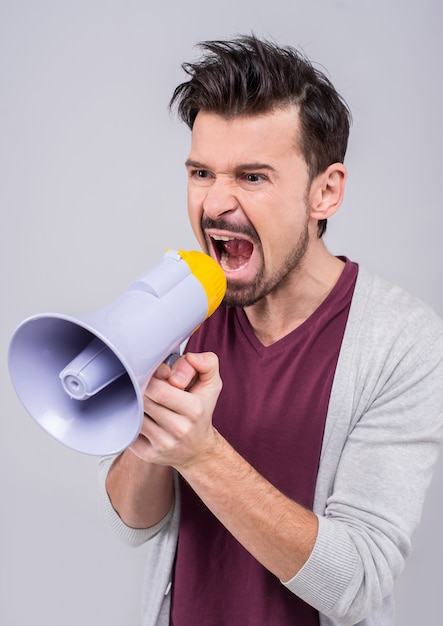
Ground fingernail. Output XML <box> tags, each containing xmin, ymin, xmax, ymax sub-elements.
<box><xmin>156</xmin><ymin>363</ymin><xmax>170</xmax><ymax>379</ymax></box>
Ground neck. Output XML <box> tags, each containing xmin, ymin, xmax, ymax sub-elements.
<box><xmin>244</xmin><ymin>245</ymin><xmax>345</xmax><ymax>346</ymax></box>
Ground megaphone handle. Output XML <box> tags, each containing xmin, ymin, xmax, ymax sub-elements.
<box><xmin>163</xmin><ymin>352</ymin><xmax>181</xmax><ymax>368</ymax></box>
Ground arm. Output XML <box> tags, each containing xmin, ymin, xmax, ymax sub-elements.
<box><xmin>284</xmin><ymin>278</ymin><xmax>443</xmax><ymax>624</ymax></box>
<box><xmin>132</xmin><ymin>333</ymin><xmax>443</xmax><ymax>625</ymax></box>
<box><xmin>104</xmin><ymin>362</ymin><xmax>194</xmax><ymax>530</ymax></box>
<box><xmin>139</xmin><ymin>351</ymin><xmax>318</xmax><ymax>581</ymax></box>
<box><xmin>101</xmin><ymin>281</ymin><xmax>443</xmax><ymax>625</ymax></box>
<box><xmin>105</xmin><ymin>449</ymin><xmax>174</xmax><ymax>529</ymax></box>
<box><xmin>178</xmin><ymin>429</ymin><xmax>318</xmax><ymax>581</ymax></box>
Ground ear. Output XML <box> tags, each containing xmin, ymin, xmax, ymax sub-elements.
<box><xmin>309</xmin><ymin>163</ymin><xmax>347</xmax><ymax>220</ymax></box>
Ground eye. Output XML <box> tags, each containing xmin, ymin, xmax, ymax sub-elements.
<box><xmin>191</xmin><ymin>169</ymin><xmax>209</xmax><ymax>178</ymax></box>
<box><xmin>241</xmin><ymin>172</ymin><xmax>266</xmax><ymax>184</ymax></box>
<box><xmin>188</xmin><ymin>169</ymin><xmax>215</xmax><ymax>186</ymax></box>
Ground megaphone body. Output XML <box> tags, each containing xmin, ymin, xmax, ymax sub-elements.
<box><xmin>8</xmin><ymin>250</ymin><xmax>226</xmax><ymax>456</ymax></box>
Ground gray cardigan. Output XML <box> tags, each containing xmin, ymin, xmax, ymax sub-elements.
<box><xmin>98</xmin><ymin>266</ymin><xmax>443</xmax><ymax>626</ymax></box>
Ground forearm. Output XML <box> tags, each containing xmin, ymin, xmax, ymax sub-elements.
<box><xmin>141</xmin><ymin>352</ymin><xmax>318</xmax><ymax>579</ymax></box>
<box><xmin>178</xmin><ymin>429</ymin><xmax>318</xmax><ymax>582</ymax></box>
<box><xmin>106</xmin><ymin>448</ymin><xmax>174</xmax><ymax>529</ymax></box>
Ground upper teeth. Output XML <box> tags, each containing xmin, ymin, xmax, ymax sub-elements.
<box><xmin>211</xmin><ymin>235</ymin><xmax>232</xmax><ymax>241</ymax></box>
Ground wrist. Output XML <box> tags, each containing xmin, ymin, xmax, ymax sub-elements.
<box><xmin>175</xmin><ymin>427</ymin><xmax>225</xmax><ymax>477</ymax></box>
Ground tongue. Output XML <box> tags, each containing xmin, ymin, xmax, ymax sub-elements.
<box><xmin>223</xmin><ymin>238</ymin><xmax>253</xmax><ymax>257</ymax></box>
<box><xmin>220</xmin><ymin>238</ymin><xmax>253</xmax><ymax>271</ymax></box>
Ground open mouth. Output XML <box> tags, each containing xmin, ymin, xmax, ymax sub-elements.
<box><xmin>210</xmin><ymin>234</ymin><xmax>254</xmax><ymax>272</ymax></box>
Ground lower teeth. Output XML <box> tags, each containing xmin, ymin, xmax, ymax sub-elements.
<box><xmin>220</xmin><ymin>251</ymin><xmax>249</xmax><ymax>271</ymax></box>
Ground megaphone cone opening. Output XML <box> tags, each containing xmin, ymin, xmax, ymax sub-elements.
<box><xmin>8</xmin><ymin>316</ymin><xmax>143</xmax><ymax>456</ymax></box>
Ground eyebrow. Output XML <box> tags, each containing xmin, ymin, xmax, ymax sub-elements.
<box><xmin>185</xmin><ymin>159</ymin><xmax>276</xmax><ymax>172</ymax></box>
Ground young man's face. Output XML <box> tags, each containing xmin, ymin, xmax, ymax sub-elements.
<box><xmin>186</xmin><ymin>107</ymin><xmax>317</xmax><ymax>307</ymax></box>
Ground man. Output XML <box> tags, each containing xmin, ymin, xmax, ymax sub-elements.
<box><xmin>99</xmin><ymin>36</ymin><xmax>443</xmax><ymax>625</ymax></box>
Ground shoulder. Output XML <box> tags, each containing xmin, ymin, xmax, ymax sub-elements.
<box><xmin>350</xmin><ymin>265</ymin><xmax>443</xmax><ymax>350</ymax></box>
<box><xmin>337</xmin><ymin>265</ymin><xmax>443</xmax><ymax>425</ymax></box>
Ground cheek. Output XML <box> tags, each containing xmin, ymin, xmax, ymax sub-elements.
<box><xmin>260</xmin><ymin>229</ymin><xmax>283</xmax><ymax>265</ymax></box>
<box><xmin>259</xmin><ymin>210</ymin><xmax>304</xmax><ymax>259</ymax></box>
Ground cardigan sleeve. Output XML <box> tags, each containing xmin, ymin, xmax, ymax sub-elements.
<box><xmin>97</xmin><ymin>454</ymin><xmax>175</xmax><ymax>547</ymax></box>
<box><xmin>282</xmin><ymin>270</ymin><xmax>443</xmax><ymax>625</ymax></box>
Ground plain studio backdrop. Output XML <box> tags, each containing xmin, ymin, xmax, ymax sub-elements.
<box><xmin>1</xmin><ymin>1</ymin><xmax>441</xmax><ymax>624</ymax></box>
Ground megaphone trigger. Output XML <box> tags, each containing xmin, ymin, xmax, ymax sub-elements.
<box><xmin>163</xmin><ymin>352</ymin><xmax>181</xmax><ymax>369</ymax></box>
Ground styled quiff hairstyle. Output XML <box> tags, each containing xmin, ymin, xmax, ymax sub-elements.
<box><xmin>170</xmin><ymin>35</ymin><xmax>351</xmax><ymax>237</ymax></box>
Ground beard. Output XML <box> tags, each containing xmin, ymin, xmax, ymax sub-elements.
<box><xmin>201</xmin><ymin>213</ymin><xmax>311</xmax><ymax>308</ymax></box>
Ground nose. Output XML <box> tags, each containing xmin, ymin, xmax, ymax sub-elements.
<box><xmin>202</xmin><ymin>178</ymin><xmax>239</xmax><ymax>220</ymax></box>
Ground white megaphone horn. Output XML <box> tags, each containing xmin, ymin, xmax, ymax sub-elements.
<box><xmin>8</xmin><ymin>249</ymin><xmax>226</xmax><ymax>456</ymax></box>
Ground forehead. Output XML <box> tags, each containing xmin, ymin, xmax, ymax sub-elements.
<box><xmin>189</xmin><ymin>107</ymin><xmax>302</xmax><ymax>165</ymax></box>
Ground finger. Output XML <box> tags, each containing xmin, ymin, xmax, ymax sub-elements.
<box><xmin>152</xmin><ymin>362</ymin><xmax>171</xmax><ymax>380</ymax></box>
<box><xmin>129</xmin><ymin>433</ymin><xmax>153</xmax><ymax>460</ymax></box>
<box><xmin>135</xmin><ymin>413</ymin><xmax>178</xmax><ymax>454</ymax></box>
<box><xmin>183</xmin><ymin>352</ymin><xmax>221</xmax><ymax>389</ymax></box>
<box><xmin>130</xmin><ymin>432</ymin><xmax>173</xmax><ymax>463</ymax></box>
<box><xmin>140</xmin><ymin>411</ymin><xmax>175</xmax><ymax>440</ymax></box>
<box><xmin>168</xmin><ymin>355</ymin><xmax>198</xmax><ymax>390</ymax></box>
<box><xmin>144</xmin><ymin>375</ymin><xmax>198</xmax><ymax>417</ymax></box>
<box><xmin>143</xmin><ymin>388</ymin><xmax>198</xmax><ymax>435</ymax></box>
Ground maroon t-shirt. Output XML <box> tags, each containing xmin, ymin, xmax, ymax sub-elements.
<box><xmin>170</xmin><ymin>259</ymin><xmax>358</xmax><ymax>625</ymax></box>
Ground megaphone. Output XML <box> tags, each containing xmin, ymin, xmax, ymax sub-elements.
<box><xmin>8</xmin><ymin>249</ymin><xmax>226</xmax><ymax>456</ymax></box>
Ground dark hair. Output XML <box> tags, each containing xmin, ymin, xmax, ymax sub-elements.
<box><xmin>170</xmin><ymin>35</ymin><xmax>351</xmax><ymax>237</ymax></box>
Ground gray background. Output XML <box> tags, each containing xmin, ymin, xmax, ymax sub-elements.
<box><xmin>1</xmin><ymin>0</ymin><xmax>442</xmax><ymax>624</ymax></box>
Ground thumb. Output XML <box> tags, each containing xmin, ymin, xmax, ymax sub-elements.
<box><xmin>183</xmin><ymin>352</ymin><xmax>221</xmax><ymax>386</ymax></box>
<box><xmin>167</xmin><ymin>355</ymin><xmax>198</xmax><ymax>390</ymax></box>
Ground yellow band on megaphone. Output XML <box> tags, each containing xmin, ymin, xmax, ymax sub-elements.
<box><xmin>177</xmin><ymin>250</ymin><xmax>226</xmax><ymax>318</ymax></box>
